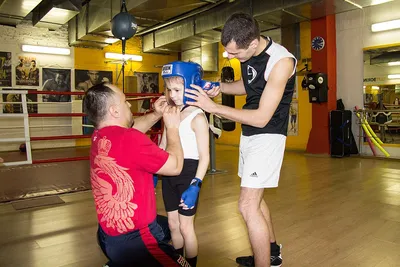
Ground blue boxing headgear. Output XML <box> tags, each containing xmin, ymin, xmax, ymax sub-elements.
<box><xmin>161</xmin><ymin>61</ymin><xmax>219</xmax><ymax>105</ymax></box>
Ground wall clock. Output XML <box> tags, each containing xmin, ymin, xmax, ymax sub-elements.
<box><xmin>312</xmin><ymin>36</ymin><xmax>325</xmax><ymax>51</ymax></box>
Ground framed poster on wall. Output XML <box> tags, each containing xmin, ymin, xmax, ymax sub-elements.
<box><xmin>2</xmin><ymin>88</ymin><xmax>38</xmax><ymax>114</ymax></box>
<box><xmin>16</xmin><ymin>56</ymin><xmax>39</xmax><ymax>86</ymax></box>
<box><xmin>74</xmin><ymin>69</ymin><xmax>113</xmax><ymax>100</ymax></box>
<box><xmin>287</xmin><ymin>100</ymin><xmax>298</xmax><ymax>136</ymax></box>
<box><xmin>75</xmin><ymin>69</ymin><xmax>113</xmax><ymax>135</ymax></box>
<box><xmin>42</xmin><ymin>68</ymin><xmax>71</xmax><ymax>102</ymax></box>
<box><xmin>135</xmin><ymin>72</ymin><xmax>159</xmax><ymax>112</ymax></box>
<box><xmin>0</xmin><ymin>52</ymin><xmax>12</xmax><ymax>86</ymax></box>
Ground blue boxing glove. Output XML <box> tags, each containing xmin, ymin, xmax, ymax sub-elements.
<box><xmin>180</xmin><ymin>178</ymin><xmax>202</xmax><ymax>209</ymax></box>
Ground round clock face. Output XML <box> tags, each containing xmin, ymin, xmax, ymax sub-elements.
<box><xmin>312</xmin><ymin>36</ymin><xmax>325</xmax><ymax>51</ymax></box>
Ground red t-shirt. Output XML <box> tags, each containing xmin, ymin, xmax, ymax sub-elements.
<box><xmin>89</xmin><ymin>126</ymin><xmax>168</xmax><ymax>236</ymax></box>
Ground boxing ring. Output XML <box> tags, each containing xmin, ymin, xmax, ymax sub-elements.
<box><xmin>0</xmin><ymin>89</ymin><xmax>162</xmax><ymax>202</ymax></box>
<box><xmin>0</xmin><ymin>89</ymin><xmax>226</xmax><ymax>202</ymax></box>
<box><xmin>0</xmin><ymin>90</ymin><xmax>162</xmax><ymax>166</ymax></box>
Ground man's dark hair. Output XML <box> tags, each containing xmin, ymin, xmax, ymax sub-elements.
<box><xmin>221</xmin><ymin>12</ymin><xmax>260</xmax><ymax>49</ymax></box>
<box><xmin>83</xmin><ymin>82</ymin><xmax>115</xmax><ymax>128</ymax></box>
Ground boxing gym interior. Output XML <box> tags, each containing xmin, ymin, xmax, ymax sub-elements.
<box><xmin>1</xmin><ymin>0</ymin><xmax>400</xmax><ymax>266</ymax></box>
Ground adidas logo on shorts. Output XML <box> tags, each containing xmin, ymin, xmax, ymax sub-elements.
<box><xmin>250</xmin><ymin>172</ymin><xmax>258</xmax><ymax>178</ymax></box>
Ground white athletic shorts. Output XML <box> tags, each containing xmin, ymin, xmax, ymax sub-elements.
<box><xmin>238</xmin><ymin>133</ymin><xmax>286</xmax><ymax>188</ymax></box>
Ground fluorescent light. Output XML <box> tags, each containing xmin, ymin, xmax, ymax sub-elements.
<box><xmin>22</xmin><ymin>45</ymin><xmax>70</xmax><ymax>55</ymax></box>
<box><xmin>371</xmin><ymin>19</ymin><xmax>400</xmax><ymax>32</ymax></box>
<box><xmin>372</xmin><ymin>86</ymin><xmax>380</xmax><ymax>90</ymax></box>
<box><xmin>388</xmin><ymin>74</ymin><xmax>400</xmax><ymax>79</ymax></box>
<box><xmin>41</xmin><ymin>7</ymin><xmax>78</xmax><ymax>24</ymax></box>
<box><xmin>344</xmin><ymin>0</ymin><xmax>363</xmax><ymax>9</ymax></box>
<box><xmin>22</xmin><ymin>0</ymin><xmax>39</xmax><ymax>9</ymax></box>
<box><xmin>222</xmin><ymin>51</ymin><xmax>228</xmax><ymax>58</ymax></box>
<box><xmin>105</xmin><ymin>52</ymin><xmax>143</xmax><ymax>61</ymax></box>
<box><xmin>371</xmin><ymin>0</ymin><xmax>393</xmax><ymax>5</ymax></box>
<box><xmin>105</xmin><ymin>38</ymin><xmax>119</xmax><ymax>44</ymax></box>
<box><xmin>388</xmin><ymin>61</ymin><xmax>400</xmax><ymax>66</ymax></box>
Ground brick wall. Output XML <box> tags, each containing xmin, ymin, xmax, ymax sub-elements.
<box><xmin>1</xmin><ymin>21</ymin><xmax>69</xmax><ymax>47</ymax></box>
<box><xmin>0</xmin><ymin>22</ymin><xmax>77</xmax><ymax>152</ymax></box>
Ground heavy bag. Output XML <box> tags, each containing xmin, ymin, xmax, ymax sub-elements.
<box><xmin>221</xmin><ymin>66</ymin><xmax>235</xmax><ymax>108</ymax></box>
<box><xmin>221</xmin><ymin>66</ymin><xmax>234</xmax><ymax>83</ymax></box>
<box><xmin>222</xmin><ymin>93</ymin><xmax>235</xmax><ymax>108</ymax></box>
<box><xmin>220</xmin><ymin>65</ymin><xmax>236</xmax><ymax>131</ymax></box>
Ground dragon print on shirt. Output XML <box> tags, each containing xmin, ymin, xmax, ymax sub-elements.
<box><xmin>91</xmin><ymin>136</ymin><xmax>138</xmax><ymax>234</ymax></box>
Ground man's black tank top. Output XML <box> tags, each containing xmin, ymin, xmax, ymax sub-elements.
<box><xmin>240</xmin><ymin>37</ymin><xmax>297</xmax><ymax>136</ymax></box>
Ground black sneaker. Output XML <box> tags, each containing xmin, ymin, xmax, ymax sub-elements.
<box><xmin>236</xmin><ymin>256</ymin><xmax>254</xmax><ymax>266</ymax></box>
<box><xmin>236</xmin><ymin>245</ymin><xmax>283</xmax><ymax>267</ymax></box>
<box><xmin>271</xmin><ymin>244</ymin><xmax>283</xmax><ymax>266</ymax></box>
<box><xmin>270</xmin><ymin>254</ymin><xmax>282</xmax><ymax>267</ymax></box>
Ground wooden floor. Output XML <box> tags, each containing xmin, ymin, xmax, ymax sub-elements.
<box><xmin>1</xmin><ymin>145</ymin><xmax>400</xmax><ymax>267</ymax></box>
<box><xmin>0</xmin><ymin>147</ymin><xmax>91</xmax><ymax>202</ymax></box>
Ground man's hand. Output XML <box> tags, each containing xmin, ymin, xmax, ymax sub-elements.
<box><xmin>153</xmin><ymin>96</ymin><xmax>168</xmax><ymax>117</ymax></box>
<box><xmin>163</xmin><ymin>106</ymin><xmax>181</xmax><ymax>129</ymax></box>
<box><xmin>185</xmin><ymin>84</ymin><xmax>218</xmax><ymax>113</ymax></box>
<box><xmin>131</xmin><ymin>96</ymin><xmax>168</xmax><ymax>133</ymax></box>
<box><xmin>205</xmin><ymin>84</ymin><xmax>221</xmax><ymax>98</ymax></box>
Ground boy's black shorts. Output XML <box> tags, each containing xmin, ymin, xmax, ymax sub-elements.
<box><xmin>162</xmin><ymin>159</ymin><xmax>199</xmax><ymax>216</ymax></box>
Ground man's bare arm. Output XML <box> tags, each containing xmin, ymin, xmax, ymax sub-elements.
<box><xmin>156</xmin><ymin>127</ymin><xmax>184</xmax><ymax>176</ymax></box>
<box><xmin>132</xmin><ymin>112</ymin><xmax>162</xmax><ymax>133</ymax></box>
<box><xmin>205</xmin><ymin>78</ymin><xmax>246</xmax><ymax>98</ymax></box>
<box><xmin>220</xmin><ymin>79</ymin><xmax>247</xmax><ymax>96</ymax></box>
<box><xmin>132</xmin><ymin>96</ymin><xmax>168</xmax><ymax>133</ymax></box>
<box><xmin>186</xmin><ymin>58</ymin><xmax>295</xmax><ymax>128</ymax></box>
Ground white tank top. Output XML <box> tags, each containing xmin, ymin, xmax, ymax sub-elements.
<box><xmin>179</xmin><ymin>108</ymin><xmax>205</xmax><ymax>160</ymax></box>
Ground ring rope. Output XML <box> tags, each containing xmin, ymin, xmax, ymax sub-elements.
<box><xmin>0</xmin><ymin>90</ymin><xmax>163</xmax><ymax>166</ymax></box>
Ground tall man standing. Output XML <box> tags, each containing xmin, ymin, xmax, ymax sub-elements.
<box><xmin>185</xmin><ymin>12</ymin><xmax>297</xmax><ymax>267</ymax></box>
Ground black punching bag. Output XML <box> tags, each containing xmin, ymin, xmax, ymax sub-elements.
<box><xmin>111</xmin><ymin>12</ymin><xmax>137</xmax><ymax>42</ymax></box>
<box><xmin>111</xmin><ymin>0</ymin><xmax>137</xmax><ymax>92</ymax></box>
<box><xmin>111</xmin><ymin>0</ymin><xmax>137</xmax><ymax>41</ymax></box>
<box><xmin>220</xmin><ymin>65</ymin><xmax>236</xmax><ymax>131</ymax></box>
